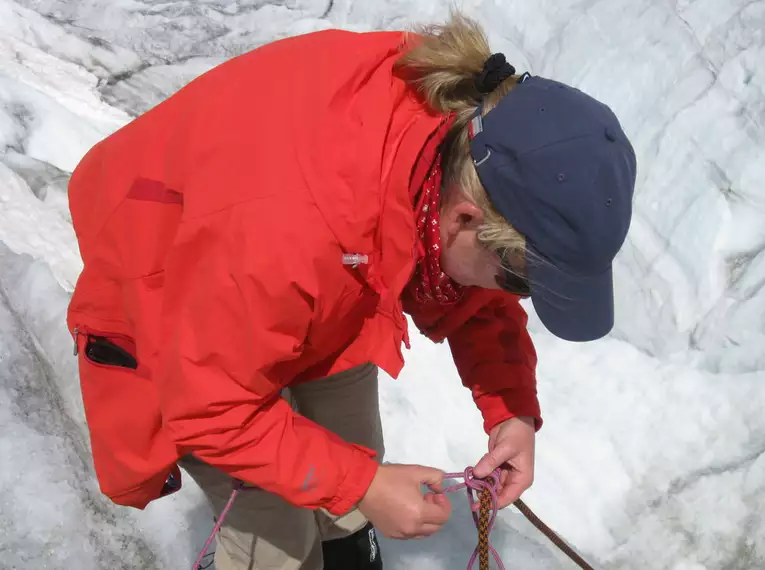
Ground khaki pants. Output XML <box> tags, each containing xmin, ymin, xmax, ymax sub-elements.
<box><xmin>180</xmin><ymin>363</ymin><xmax>385</xmax><ymax>570</ymax></box>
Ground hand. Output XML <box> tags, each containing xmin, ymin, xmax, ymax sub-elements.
<box><xmin>358</xmin><ymin>463</ymin><xmax>451</xmax><ymax>539</ymax></box>
<box><xmin>472</xmin><ymin>416</ymin><xmax>536</xmax><ymax>508</ymax></box>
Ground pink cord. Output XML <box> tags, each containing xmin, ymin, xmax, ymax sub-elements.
<box><xmin>191</xmin><ymin>481</ymin><xmax>243</xmax><ymax>570</ymax></box>
<box><xmin>192</xmin><ymin>468</ymin><xmax>505</xmax><ymax>570</ymax></box>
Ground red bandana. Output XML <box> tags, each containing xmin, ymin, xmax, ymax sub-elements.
<box><xmin>411</xmin><ymin>144</ymin><xmax>464</xmax><ymax>305</ymax></box>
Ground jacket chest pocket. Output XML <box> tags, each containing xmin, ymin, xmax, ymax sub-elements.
<box><xmin>83</xmin><ymin>334</ymin><xmax>138</xmax><ymax>369</ymax></box>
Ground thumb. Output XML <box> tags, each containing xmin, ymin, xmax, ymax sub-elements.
<box><xmin>473</xmin><ymin>449</ymin><xmax>502</xmax><ymax>479</ymax></box>
<box><xmin>414</xmin><ymin>466</ymin><xmax>446</xmax><ymax>493</ymax></box>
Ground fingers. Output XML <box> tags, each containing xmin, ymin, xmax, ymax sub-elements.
<box><xmin>412</xmin><ymin>499</ymin><xmax>450</xmax><ymax>538</ymax></box>
<box><xmin>417</xmin><ymin>466</ymin><xmax>446</xmax><ymax>493</ymax></box>
<box><xmin>418</xmin><ymin>522</ymin><xmax>444</xmax><ymax>536</ymax></box>
<box><xmin>420</xmin><ymin>493</ymin><xmax>451</xmax><ymax>525</ymax></box>
<box><xmin>496</xmin><ymin>469</ymin><xmax>533</xmax><ymax>508</ymax></box>
<box><xmin>472</xmin><ymin>449</ymin><xmax>502</xmax><ymax>479</ymax></box>
<box><xmin>403</xmin><ymin>525</ymin><xmax>442</xmax><ymax>540</ymax></box>
<box><xmin>362</xmin><ymin>463</ymin><xmax>455</xmax><ymax>540</ymax></box>
<box><xmin>424</xmin><ymin>492</ymin><xmax>449</xmax><ymax>504</ymax></box>
<box><xmin>391</xmin><ymin>492</ymin><xmax>449</xmax><ymax>540</ymax></box>
<box><xmin>413</xmin><ymin>468</ymin><xmax>451</xmax><ymax>535</ymax></box>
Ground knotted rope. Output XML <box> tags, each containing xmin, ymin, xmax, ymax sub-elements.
<box><xmin>191</xmin><ymin>467</ymin><xmax>596</xmax><ymax>570</ymax></box>
<box><xmin>443</xmin><ymin>467</ymin><xmax>505</xmax><ymax>569</ymax></box>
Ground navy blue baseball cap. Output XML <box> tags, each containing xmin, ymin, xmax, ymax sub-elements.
<box><xmin>468</xmin><ymin>74</ymin><xmax>637</xmax><ymax>342</ymax></box>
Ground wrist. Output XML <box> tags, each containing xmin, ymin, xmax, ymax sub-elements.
<box><xmin>515</xmin><ymin>415</ymin><xmax>536</xmax><ymax>428</ymax></box>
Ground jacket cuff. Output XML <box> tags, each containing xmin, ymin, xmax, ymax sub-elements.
<box><xmin>475</xmin><ymin>388</ymin><xmax>543</xmax><ymax>434</ymax></box>
<box><xmin>323</xmin><ymin>445</ymin><xmax>380</xmax><ymax>516</ymax></box>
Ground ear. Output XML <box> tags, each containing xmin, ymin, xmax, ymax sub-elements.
<box><xmin>441</xmin><ymin>196</ymin><xmax>485</xmax><ymax>238</ymax></box>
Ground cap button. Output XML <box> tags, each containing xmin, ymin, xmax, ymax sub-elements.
<box><xmin>605</xmin><ymin>127</ymin><xmax>617</xmax><ymax>142</ymax></box>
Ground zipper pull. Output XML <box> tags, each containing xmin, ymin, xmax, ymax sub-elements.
<box><xmin>73</xmin><ymin>327</ymin><xmax>79</xmax><ymax>356</ymax></box>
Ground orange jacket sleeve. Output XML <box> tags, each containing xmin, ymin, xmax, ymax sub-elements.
<box><xmin>403</xmin><ymin>286</ymin><xmax>541</xmax><ymax>434</ymax></box>
<box><xmin>156</xmin><ymin>197</ymin><xmax>378</xmax><ymax>516</ymax></box>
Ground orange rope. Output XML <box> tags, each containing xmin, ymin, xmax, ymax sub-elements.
<box><xmin>478</xmin><ymin>488</ymin><xmax>492</xmax><ymax>570</ymax></box>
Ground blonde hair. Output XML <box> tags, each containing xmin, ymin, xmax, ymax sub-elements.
<box><xmin>394</xmin><ymin>11</ymin><xmax>526</xmax><ymax>260</ymax></box>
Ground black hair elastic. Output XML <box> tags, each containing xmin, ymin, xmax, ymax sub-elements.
<box><xmin>475</xmin><ymin>53</ymin><xmax>516</xmax><ymax>94</ymax></box>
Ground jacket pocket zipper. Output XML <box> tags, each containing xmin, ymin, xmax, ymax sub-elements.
<box><xmin>74</xmin><ymin>326</ymin><xmax>138</xmax><ymax>370</ymax></box>
<box><xmin>85</xmin><ymin>335</ymin><xmax>137</xmax><ymax>369</ymax></box>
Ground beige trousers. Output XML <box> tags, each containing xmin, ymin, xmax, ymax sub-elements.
<box><xmin>180</xmin><ymin>363</ymin><xmax>385</xmax><ymax>570</ymax></box>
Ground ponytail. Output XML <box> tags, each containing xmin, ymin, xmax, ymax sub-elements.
<box><xmin>393</xmin><ymin>12</ymin><xmax>490</xmax><ymax>113</ymax></box>
<box><xmin>394</xmin><ymin>11</ymin><xmax>527</xmax><ymax>261</ymax></box>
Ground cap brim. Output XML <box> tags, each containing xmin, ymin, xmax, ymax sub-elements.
<box><xmin>527</xmin><ymin>249</ymin><xmax>615</xmax><ymax>342</ymax></box>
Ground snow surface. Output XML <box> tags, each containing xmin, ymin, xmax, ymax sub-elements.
<box><xmin>0</xmin><ymin>0</ymin><xmax>763</xmax><ymax>568</ymax></box>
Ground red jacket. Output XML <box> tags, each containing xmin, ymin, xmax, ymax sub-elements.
<box><xmin>66</xmin><ymin>29</ymin><xmax>540</xmax><ymax>515</ymax></box>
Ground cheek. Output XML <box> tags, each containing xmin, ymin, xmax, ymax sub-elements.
<box><xmin>475</xmin><ymin>252</ymin><xmax>502</xmax><ymax>289</ymax></box>
<box><xmin>439</xmin><ymin>241</ymin><xmax>470</xmax><ymax>283</ymax></box>
<box><xmin>439</xmin><ymin>246</ymin><xmax>459</xmax><ymax>277</ymax></box>
<box><xmin>437</xmin><ymin>229</ymin><xmax>501</xmax><ymax>289</ymax></box>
